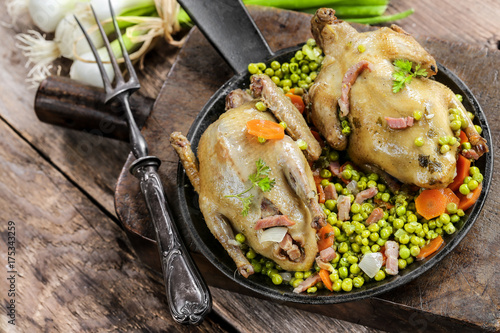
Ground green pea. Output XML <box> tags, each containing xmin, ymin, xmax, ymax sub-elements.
<box><xmin>270</xmin><ymin>60</ymin><xmax>281</xmax><ymax>70</ymax></box>
<box><xmin>321</xmin><ymin>179</ymin><xmax>330</xmax><ymax>187</ymax></box>
<box><xmin>330</xmin><ymin>279</ymin><xmax>341</xmax><ymax>292</ymax></box>
<box><xmin>414</xmin><ymin>137</ymin><xmax>424</xmax><ymax>147</ymax></box>
<box><xmin>350</xmin><ymin>263</ymin><xmax>361</xmax><ymax>275</ymax></box>
<box><xmin>456</xmin><ymin>94</ymin><xmax>463</xmax><ymax>102</ymax></box>
<box><xmin>393</xmin><ymin>218</ymin><xmax>404</xmax><ymax>229</ymax></box>
<box><xmin>413</xmin><ymin>110</ymin><xmax>423</xmax><ymax>121</ymax></box>
<box><xmin>451</xmin><ymin>214</ymin><xmax>460</xmax><ymax>223</ymax></box>
<box><xmin>342</xmin><ymin>126</ymin><xmax>351</xmax><ymax>135</ymax></box>
<box><xmin>339</xmin><ymin>266</ymin><xmax>349</xmax><ymax>279</ymax></box>
<box><xmin>377</xmin><ymin>238</ymin><xmax>386</xmax><ymax>247</ymax></box>
<box><xmin>396</xmin><ymin>205</ymin><xmax>406</xmax><ymax>216</ymax></box>
<box><xmin>443</xmin><ymin>223</ymin><xmax>456</xmax><ymax>235</ymax></box>
<box><xmin>438</xmin><ymin>136</ymin><xmax>450</xmax><ymax>145</ymax></box>
<box><xmin>439</xmin><ymin>213</ymin><xmax>451</xmax><ymax>225</ymax></box>
<box><xmin>296</xmin><ymin>139</ymin><xmax>308</xmax><ymax>150</ymax></box>
<box><xmin>342</xmin><ymin>278</ymin><xmax>353</xmax><ymax>291</ymax></box>
<box><xmin>472</xmin><ymin>173</ymin><xmax>483</xmax><ymax>183</ymax></box>
<box><xmin>474</xmin><ymin>125</ymin><xmax>483</xmax><ymax>134</ymax></box>
<box><xmin>399</xmin><ymin>233</ymin><xmax>410</xmax><ymax>245</ymax></box>
<box><xmin>281</xmin><ymin>79</ymin><xmax>292</xmax><ymax>87</ymax></box>
<box><xmin>268</xmin><ymin>269</ymin><xmax>278</xmax><ymax>278</ymax></box>
<box><xmin>440</xmin><ymin>144</ymin><xmax>451</xmax><ymax>154</ymax></box>
<box><xmin>353</xmin><ymin>276</ymin><xmax>364</xmax><ymax>288</ymax></box>
<box><xmin>257</xmin><ymin>62</ymin><xmax>266</xmax><ymax>70</ymax></box>
<box><xmin>450</xmin><ymin>120</ymin><xmax>462</xmax><ymax>131</ymax></box>
<box><xmin>342</xmin><ymin>169</ymin><xmax>352</xmax><ymax>180</ymax></box>
<box><xmin>235</xmin><ymin>233</ymin><xmax>246</xmax><ymax>244</ymax></box>
<box><xmin>338</xmin><ymin>242</ymin><xmax>349</xmax><ymax>254</ymax></box>
<box><xmin>468</xmin><ymin>166</ymin><xmax>480</xmax><ymax>175</ymax></box>
<box><xmin>459</xmin><ymin>184</ymin><xmax>470</xmax><ymax>195</ymax></box>
<box><xmin>399</xmin><ymin>247</ymin><xmax>410</xmax><ymax>259</ymax></box>
<box><xmin>248</xmin><ymin>63</ymin><xmax>259</xmax><ymax>74</ymax></box>
<box><xmin>350</xmin><ymin>203</ymin><xmax>360</xmax><ymax>214</ymax></box>
<box><xmin>357</xmin><ymin>44</ymin><xmax>366</xmax><ymax>53</ymax></box>
<box><xmin>272</xmin><ymin>273</ymin><xmax>283</xmax><ymax>285</ymax></box>
<box><xmin>371</xmin><ymin>244</ymin><xmax>381</xmax><ymax>252</ymax></box>
<box><xmin>351</xmin><ymin>243</ymin><xmax>361</xmax><ymax>253</ymax></box>
<box><xmin>367</xmin><ymin>180</ymin><xmax>377</xmax><ymax>188</ymax></box>
<box><xmin>410</xmin><ymin>245</ymin><xmax>421</xmax><ymax>257</ymax></box>
<box><xmin>246</xmin><ymin>249</ymin><xmax>256</xmax><ymax>259</ymax></box>
<box><xmin>398</xmin><ymin>258</ymin><xmax>407</xmax><ymax>269</ymax></box>
<box><xmin>406</xmin><ymin>257</ymin><xmax>414</xmax><ymax>265</ymax></box>
<box><xmin>462</xmin><ymin>142</ymin><xmax>472</xmax><ymax>150</ymax></box>
<box><xmin>381</xmin><ymin>193</ymin><xmax>391</xmax><ymax>202</ymax></box>
<box><xmin>320</xmin><ymin>169</ymin><xmax>332</xmax><ymax>179</ymax></box>
<box><xmin>446</xmin><ymin>202</ymin><xmax>458</xmax><ymax>214</ymax></box>
<box><xmin>380</xmin><ymin>227</ymin><xmax>391</xmax><ymax>239</ymax></box>
<box><xmin>255</xmin><ymin>101</ymin><xmax>267</xmax><ymax>111</ymax></box>
<box><xmin>290</xmin><ymin>73</ymin><xmax>300</xmax><ymax>83</ymax></box>
<box><xmin>374</xmin><ymin>270</ymin><xmax>386</xmax><ymax>281</ymax></box>
<box><xmin>361</xmin><ymin>245</ymin><xmax>371</xmax><ymax>254</ymax></box>
<box><xmin>307</xmin><ymin>286</ymin><xmax>317</xmax><ymax>293</ymax></box>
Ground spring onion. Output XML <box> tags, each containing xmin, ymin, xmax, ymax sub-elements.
<box><xmin>358</xmin><ymin>252</ymin><xmax>383</xmax><ymax>278</ymax></box>
<box><xmin>259</xmin><ymin>227</ymin><xmax>288</xmax><ymax>243</ymax></box>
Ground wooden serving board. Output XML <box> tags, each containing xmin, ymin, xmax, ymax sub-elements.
<box><xmin>115</xmin><ymin>7</ymin><xmax>500</xmax><ymax>332</ymax></box>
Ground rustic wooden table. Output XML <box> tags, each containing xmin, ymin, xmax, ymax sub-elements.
<box><xmin>1</xmin><ymin>0</ymin><xmax>499</xmax><ymax>332</ymax></box>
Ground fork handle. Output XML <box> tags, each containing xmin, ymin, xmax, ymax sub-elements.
<box><xmin>131</xmin><ymin>157</ymin><xmax>211</xmax><ymax>325</ymax></box>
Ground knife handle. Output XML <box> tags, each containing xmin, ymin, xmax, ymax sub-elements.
<box><xmin>131</xmin><ymin>157</ymin><xmax>211</xmax><ymax>325</ymax></box>
<box><xmin>34</xmin><ymin>76</ymin><xmax>153</xmax><ymax>141</ymax></box>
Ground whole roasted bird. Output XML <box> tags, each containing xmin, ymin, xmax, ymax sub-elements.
<box><xmin>307</xmin><ymin>8</ymin><xmax>488</xmax><ymax>189</ymax></box>
<box><xmin>171</xmin><ymin>75</ymin><xmax>324</xmax><ymax>277</ymax></box>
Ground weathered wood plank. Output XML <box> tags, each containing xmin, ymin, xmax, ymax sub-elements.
<box><xmin>0</xmin><ymin>119</ymin><xmax>228</xmax><ymax>332</ymax></box>
<box><xmin>387</xmin><ymin>0</ymin><xmax>500</xmax><ymax>50</ymax></box>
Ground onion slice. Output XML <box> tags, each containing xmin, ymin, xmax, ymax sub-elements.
<box><xmin>259</xmin><ymin>227</ymin><xmax>288</xmax><ymax>243</ymax></box>
<box><xmin>359</xmin><ymin>252</ymin><xmax>384</xmax><ymax>278</ymax></box>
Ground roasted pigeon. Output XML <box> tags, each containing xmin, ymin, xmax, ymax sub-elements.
<box><xmin>171</xmin><ymin>75</ymin><xmax>324</xmax><ymax>277</ymax></box>
<box><xmin>308</xmin><ymin>8</ymin><xmax>488</xmax><ymax>188</ymax></box>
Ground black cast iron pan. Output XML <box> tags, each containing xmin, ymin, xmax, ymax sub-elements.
<box><xmin>175</xmin><ymin>0</ymin><xmax>493</xmax><ymax>304</ymax></box>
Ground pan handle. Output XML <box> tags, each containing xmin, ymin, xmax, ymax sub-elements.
<box><xmin>177</xmin><ymin>0</ymin><xmax>274</xmax><ymax>74</ymax></box>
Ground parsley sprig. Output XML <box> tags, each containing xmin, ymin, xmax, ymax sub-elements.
<box><xmin>392</xmin><ymin>59</ymin><xmax>428</xmax><ymax>93</ymax></box>
<box><xmin>225</xmin><ymin>159</ymin><xmax>276</xmax><ymax>216</ymax></box>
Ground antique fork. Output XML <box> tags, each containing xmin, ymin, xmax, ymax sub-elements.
<box><xmin>74</xmin><ymin>0</ymin><xmax>211</xmax><ymax>325</ymax></box>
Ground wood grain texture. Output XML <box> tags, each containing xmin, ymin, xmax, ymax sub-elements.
<box><xmin>115</xmin><ymin>7</ymin><xmax>500</xmax><ymax>333</ymax></box>
<box><xmin>0</xmin><ymin>120</ymin><xmax>228</xmax><ymax>332</ymax></box>
<box><xmin>387</xmin><ymin>0</ymin><xmax>500</xmax><ymax>50</ymax></box>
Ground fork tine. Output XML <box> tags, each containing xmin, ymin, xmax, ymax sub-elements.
<box><xmin>90</xmin><ymin>4</ymin><xmax>124</xmax><ymax>85</ymax></box>
<box><xmin>107</xmin><ymin>0</ymin><xmax>139</xmax><ymax>83</ymax></box>
<box><xmin>74</xmin><ymin>15</ymin><xmax>113</xmax><ymax>92</ymax></box>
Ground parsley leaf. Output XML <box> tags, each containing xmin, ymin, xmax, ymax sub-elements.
<box><xmin>225</xmin><ymin>159</ymin><xmax>276</xmax><ymax>216</ymax></box>
<box><xmin>392</xmin><ymin>59</ymin><xmax>428</xmax><ymax>93</ymax></box>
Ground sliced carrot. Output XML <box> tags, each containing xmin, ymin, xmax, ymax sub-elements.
<box><xmin>317</xmin><ymin>183</ymin><xmax>326</xmax><ymax>204</ymax></box>
<box><xmin>319</xmin><ymin>269</ymin><xmax>333</xmax><ymax>291</ymax></box>
<box><xmin>311</xmin><ymin>130</ymin><xmax>324</xmax><ymax>147</ymax></box>
<box><xmin>246</xmin><ymin>119</ymin><xmax>285</xmax><ymax>140</ymax></box>
<box><xmin>441</xmin><ymin>188</ymin><xmax>460</xmax><ymax>207</ymax></box>
<box><xmin>459</xmin><ymin>130</ymin><xmax>468</xmax><ymax>144</ymax></box>
<box><xmin>457</xmin><ymin>183</ymin><xmax>482</xmax><ymax>211</ymax></box>
<box><xmin>416</xmin><ymin>235</ymin><xmax>444</xmax><ymax>261</ymax></box>
<box><xmin>415</xmin><ymin>189</ymin><xmax>448</xmax><ymax>220</ymax></box>
<box><xmin>285</xmin><ymin>93</ymin><xmax>305</xmax><ymax>114</ymax></box>
<box><xmin>448</xmin><ymin>155</ymin><xmax>471</xmax><ymax>192</ymax></box>
<box><xmin>313</xmin><ymin>174</ymin><xmax>322</xmax><ymax>185</ymax></box>
<box><xmin>317</xmin><ymin>224</ymin><xmax>335</xmax><ymax>252</ymax></box>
